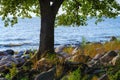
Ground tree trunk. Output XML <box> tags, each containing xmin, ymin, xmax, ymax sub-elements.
<box><xmin>37</xmin><ymin>0</ymin><xmax>64</xmax><ymax>60</ymax></box>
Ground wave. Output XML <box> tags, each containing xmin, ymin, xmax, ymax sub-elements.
<box><xmin>0</xmin><ymin>43</ymin><xmax>30</xmax><ymax>47</ymax></box>
<box><xmin>4</xmin><ymin>38</ymin><xmax>27</xmax><ymax>41</ymax></box>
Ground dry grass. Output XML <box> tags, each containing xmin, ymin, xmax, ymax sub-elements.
<box><xmin>63</xmin><ymin>40</ymin><xmax>120</xmax><ymax>58</ymax></box>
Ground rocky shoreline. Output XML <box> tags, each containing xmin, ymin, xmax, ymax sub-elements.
<box><xmin>0</xmin><ymin>37</ymin><xmax>120</xmax><ymax>80</ymax></box>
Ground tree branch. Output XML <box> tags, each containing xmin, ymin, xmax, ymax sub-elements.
<box><xmin>51</xmin><ymin>0</ymin><xmax>64</xmax><ymax>15</ymax></box>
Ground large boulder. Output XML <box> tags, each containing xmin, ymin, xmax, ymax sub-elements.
<box><xmin>109</xmin><ymin>54</ymin><xmax>120</xmax><ymax>65</ymax></box>
<box><xmin>100</xmin><ymin>51</ymin><xmax>117</xmax><ymax>65</ymax></box>
<box><xmin>34</xmin><ymin>66</ymin><xmax>56</xmax><ymax>80</ymax></box>
<box><xmin>1</xmin><ymin>55</ymin><xmax>18</xmax><ymax>64</ymax></box>
<box><xmin>4</xmin><ymin>49</ymin><xmax>14</xmax><ymax>55</ymax></box>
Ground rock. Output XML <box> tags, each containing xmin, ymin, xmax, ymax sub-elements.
<box><xmin>93</xmin><ymin>53</ymin><xmax>104</xmax><ymax>60</ymax></box>
<box><xmin>98</xmin><ymin>74</ymin><xmax>109</xmax><ymax>80</ymax></box>
<box><xmin>21</xmin><ymin>54</ymin><xmax>30</xmax><ymax>59</ymax></box>
<box><xmin>23</xmin><ymin>50</ymin><xmax>32</xmax><ymax>54</ymax></box>
<box><xmin>57</xmin><ymin>52</ymin><xmax>70</xmax><ymax>58</ymax></box>
<box><xmin>0</xmin><ymin>61</ymin><xmax>13</xmax><ymax>72</ymax></box>
<box><xmin>109</xmin><ymin>54</ymin><xmax>120</xmax><ymax>65</ymax></box>
<box><xmin>16</xmin><ymin>58</ymin><xmax>25</xmax><ymax>65</ymax></box>
<box><xmin>0</xmin><ymin>56</ymin><xmax>3</xmax><ymax>60</ymax></box>
<box><xmin>1</xmin><ymin>55</ymin><xmax>18</xmax><ymax>64</ymax></box>
<box><xmin>14</xmin><ymin>51</ymin><xmax>25</xmax><ymax>58</ymax></box>
<box><xmin>55</xmin><ymin>45</ymin><xmax>66</xmax><ymax>53</ymax></box>
<box><xmin>0</xmin><ymin>77</ymin><xmax>7</xmax><ymax>80</ymax></box>
<box><xmin>100</xmin><ymin>51</ymin><xmax>117</xmax><ymax>64</ymax></box>
<box><xmin>110</xmin><ymin>36</ymin><xmax>117</xmax><ymax>41</ymax></box>
<box><xmin>0</xmin><ymin>51</ymin><xmax>8</xmax><ymax>56</ymax></box>
<box><xmin>4</xmin><ymin>49</ymin><xmax>14</xmax><ymax>55</ymax></box>
<box><xmin>34</xmin><ymin>66</ymin><xmax>56</xmax><ymax>80</ymax></box>
<box><xmin>0</xmin><ymin>56</ymin><xmax>19</xmax><ymax>72</ymax></box>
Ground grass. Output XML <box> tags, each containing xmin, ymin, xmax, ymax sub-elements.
<box><xmin>63</xmin><ymin>40</ymin><xmax>120</xmax><ymax>58</ymax></box>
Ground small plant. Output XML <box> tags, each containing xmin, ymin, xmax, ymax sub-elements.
<box><xmin>5</xmin><ymin>63</ymin><xmax>18</xmax><ymax>80</ymax></box>
<box><xmin>81</xmin><ymin>36</ymin><xmax>87</xmax><ymax>54</ymax></box>
<box><xmin>68</xmin><ymin>68</ymin><xmax>81</xmax><ymax>80</ymax></box>
<box><xmin>107</xmin><ymin>64</ymin><xmax>120</xmax><ymax>80</ymax></box>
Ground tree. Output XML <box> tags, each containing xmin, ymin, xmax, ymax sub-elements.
<box><xmin>0</xmin><ymin>0</ymin><xmax>120</xmax><ymax>60</ymax></box>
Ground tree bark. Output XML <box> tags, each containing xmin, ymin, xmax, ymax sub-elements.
<box><xmin>37</xmin><ymin>0</ymin><xmax>64</xmax><ymax>60</ymax></box>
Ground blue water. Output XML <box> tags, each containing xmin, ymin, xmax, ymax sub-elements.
<box><xmin>0</xmin><ymin>17</ymin><xmax>120</xmax><ymax>51</ymax></box>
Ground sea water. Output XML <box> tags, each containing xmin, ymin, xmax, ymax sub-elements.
<box><xmin>0</xmin><ymin>17</ymin><xmax>120</xmax><ymax>51</ymax></box>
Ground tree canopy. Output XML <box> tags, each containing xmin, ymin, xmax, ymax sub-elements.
<box><xmin>0</xmin><ymin>0</ymin><xmax>120</xmax><ymax>27</ymax></box>
<box><xmin>1</xmin><ymin>0</ymin><xmax>120</xmax><ymax>59</ymax></box>
<box><xmin>0</xmin><ymin>0</ymin><xmax>40</xmax><ymax>26</ymax></box>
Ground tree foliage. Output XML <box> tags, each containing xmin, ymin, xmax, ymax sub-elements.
<box><xmin>57</xmin><ymin>0</ymin><xmax>120</xmax><ymax>26</ymax></box>
<box><xmin>0</xmin><ymin>0</ymin><xmax>40</xmax><ymax>26</ymax></box>
<box><xmin>0</xmin><ymin>0</ymin><xmax>120</xmax><ymax>27</ymax></box>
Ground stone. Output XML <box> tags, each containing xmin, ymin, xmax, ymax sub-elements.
<box><xmin>110</xmin><ymin>54</ymin><xmax>120</xmax><ymax>65</ymax></box>
<box><xmin>0</xmin><ymin>51</ymin><xmax>8</xmax><ymax>56</ymax></box>
<box><xmin>55</xmin><ymin>45</ymin><xmax>66</xmax><ymax>53</ymax></box>
<box><xmin>1</xmin><ymin>55</ymin><xmax>18</xmax><ymax>64</ymax></box>
<box><xmin>34</xmin><ymin>66</ymin><xmax>56</xmax><ymax>80</ymax></box>
<box><xmin>93</xmin><ymin>53</ymin><xmax>104</xmax><ymax>60</ymax></box>
<box><xmin>100</xmin><ymin>51</ymin><xmax>117</xmax><ymax>63</ymax></box>
<box><xmin>23</xmin><ymin>50</ymin><xmax>32</xmax><ymax>54</ymax></box>
<box><xmin>0</xmin><ymin>77</ymin><xmax>7</xmax><ymax>80</ymax></box>
<box><xmin>4</xmin><ymin>49</ymin><xmax>14</xmax><ymax>55</ymax></box>
<box><xmin>0</xmin><ymin>56</ymin><xmax>3</xmax><ymax>60</ymax></box>
<box><xmin>98</xmin><ymin>74</ymin><xmax>109</xmax><ymax>80</ymax></box>
<box><xmin>0</xmin><ymin>61</ymin><xmax>13</xmax><ymax>72</ymax></box>
<box><xmin>110</xmin><ymin>36</ymin><xmax>117</xmax><ymax>41</ymax></box>
<box><xmin>21</xmin><ymin>54</ymin><xmax>30</xmax><ymax>59</ymax></box>
<box><xmin>16</xmin><ymin>58</ymin><xmax>25</xmax><ymax>65</ymax></box>
<box><xmin>57</xmin><ymin>52</ymin><xmax>70</xmax><ymax>58</ymax></box>
<box><xmin>14</xmin><ymin>51</ymin><xmax>24</xmax><ymax>58</ymax></box>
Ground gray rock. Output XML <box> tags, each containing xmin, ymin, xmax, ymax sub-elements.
<box><xmin>4</xmin><ymin>49</ymin><xmax>14</xmax><ymax>55</ymax></box>
<box><xmin>16</xmin><ymin>58</ymin><xmax>25</xmax><ymax>65</ymax></box>
<box><xmin>0</xmin><ymin>61</ymin><xmax>12</xmax><ymax>72</ymax></box>
<box><xmin>21</xmin><ymin>54</ymin><xmax>30</xmax><ymax>59</ymax></box>
<box><xmin>93</xmin><ymin>53</ymin><xmax>104</xmax><ymax>60</ymax></box>
<box><xmin>55</xmin><ymin>45</ymin><xmax>66</xmax><ymax>53</ymax></box>
<box><xmin>23</xmin><ymin>50</ymin><xmax>32</xmax><ymax>54</ymax></box>
<box><xmin>1</xmin><ymin>55</ymin><xmax>18</xmax><ymax>64</ymax></box>
<box><xmin>0</xmin><ymin>77</ymin><xmax>7</xmax><ymax>80</ymax></box>
<box><xmin>0</xmin><ymin>51</ymin><xmax>8</xmax><ymax>56</ymax></box>
<box><xmin>34</xmin><ymin>66</ymin><xmax>56</xmax><ymax>80</ymax></box>
<box><xmin>98</xmin><ymin>74</ymin><xmax>109</xmax><ymax>80</ymax></box>
<box><xmin>100</xmin><ymin>51</ymin><xmax>117</xmax><ymax>63</ymax></box>
<box><xmin>110</xmin><ymin>36</ymin><xmax>117</xmax><ymax>41</ymax></box>
<box><xmin>14</xmin><ymin>51</ymin><xmax>24</xmax><ymax>58</ymax></box>
<box><xmin>109</xmin><ymin>54</ymin><xmax>120</xmax><ymax>65</ymax></box>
